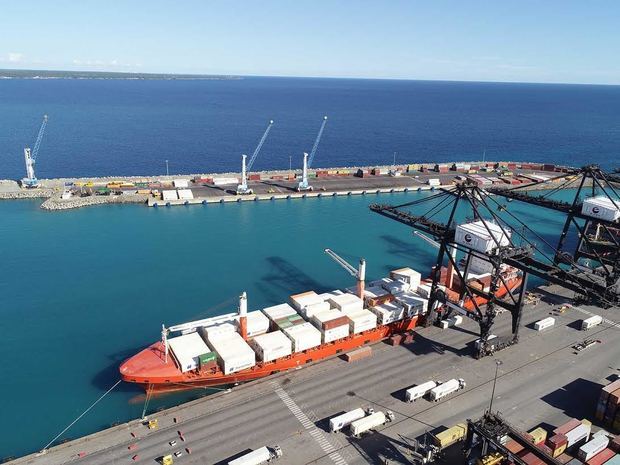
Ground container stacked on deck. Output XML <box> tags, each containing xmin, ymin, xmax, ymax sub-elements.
<box><xmin>390</xmin><ymin>267</ymin><xmax>422</xmax><ymax>289</ymax></box>
<box><xmin>578</xmin><ymin>435</ymin><xmax>610</xmax><ymax>462</ymax></box>
<box><xmin>206</xmin><ymin>331</ymin><xmax>256</xmax><ymax>375</ymax></box>
<box><xmin>310</xmin><ymin>309</ymin><xmax>350</xmax><ymax>343</ymax></box>
<box><xmin>262</xmin><ymin>303</ymin><xmax>300</xmax><ymax>331</ymax></box>
<box><xmin>596</xmin><ymin>379</ymin><xmax>620</xmax><ymax>432</ymax></box>
<box><xmin>167</xmin><ymin>332</ymin><xmax>214</xmax><ymax>372</ymax></box>
<box><xmin>289</xmin><ymin>291</ymin><xmax>330</xmax><ymax>319</ymax></box>
<box><xmin>393</xmin><ymin>292</ymin><xmax>428</xmax><ymax>317</ymax></box>
<box><xmin>282</xmin><ymin>322</ymin><xmax>322</xmax><ymax>352</ymax></box>
<box><xmin>328</xmin><ymin>293</ymin><xmax>377</xmax><ymax>333</ymax></box>
<box><xmin>553</xmin><ymin>418</ymin><xmax>592</xmax><ymax>449</ymax></box>
<box><xmin>244</xmin><ymin>310</ymin><xmax>270</xmax><ymax>338</ymax></box>
<box><xmin>546</xmin><ymin>433</ymin><xmax>569</xmax><ymax>457</ymax></box>
<box><xmin>370</xmin><ymin>301</ymin><xmax>404</xmax><ymax>325</ymax></box>
<box><xmin>249</xmin><ymin>330</ymin><xmax>292</xmax><ymax>362</ymax></box>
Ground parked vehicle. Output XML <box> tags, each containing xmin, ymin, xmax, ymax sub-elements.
<box><xmin>228</xmin><ymin>445</ymin><xmax>282</xmax><ymax>465</ymax></box>
<box><xmin>428</xmin><ymin>379</ymin><xmax>466</xmax><ymax>402</ymax></box>
<box><xmin>350</xmin><ymin>411</ymin><xmax>394</xmax><ymax>437</ymax></box>
<box><xmin>405</xmin><ymin>381</ymin><xmax>438</xmax><ymax>402</ymax></box>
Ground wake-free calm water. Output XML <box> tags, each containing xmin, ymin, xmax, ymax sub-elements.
<box><xmin>0</xmin><ymin>77</ymin><xmax>618</xmax><ymax>458</ymax></box>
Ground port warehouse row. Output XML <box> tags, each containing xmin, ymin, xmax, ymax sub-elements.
<box><xmin>60</xmin><ymin>160</ymin><xmax>571</xmax><ymax>197</ymax></box>
<box><xmin>411</xmin><ymin>379</ymin><xmax>620</xmax><ymax>465</ymax></box>
<box><xmin>165</xmin><ymin>266</ymin><xmax>427</xmax><ymax>376</ymax></box>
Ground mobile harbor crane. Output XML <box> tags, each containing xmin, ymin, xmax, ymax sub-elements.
<box><xmin>297</xmin><ymin>116</ymin><xmax>328</xmax><ymax>192</ymax></box>
<box><xmin>237</xmin><ymin>120</ymin><xmax>274</xmax><ymax>195</ymax></box>
<box><xmin>22</xmin><ymin>115</ymin><xmax>48</xmax><ymax>188</ymax></box>
<box><xmin>324</xmin><ymin>248</ymin><xmax>366</xmax><ymax>299</ymax></box>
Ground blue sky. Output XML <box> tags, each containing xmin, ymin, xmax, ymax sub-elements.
<box><xmin>1</xmin><ymin>0</ymin><xmax>619</xmax><ymax>84</ymax></box>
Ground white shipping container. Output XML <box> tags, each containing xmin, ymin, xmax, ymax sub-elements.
<box><xmin>405</xmin><ymin>381</ymin><xmax>437</xmax><ymax>402</ymax></box>
<box><xmin>350</xmin><ymin>412</ymin><xmax>387</xmax><ymax>436</ymax></box>
<box><xmin>581</xmin><ymin>315</ymin><xmax>603</xmax><ymax>330</ymax></box>
<box><xmin>208</xmin><ymin>332</ymin><xmax>256</xmax><ymax>375</ymax></box>
<box><xmin>262</xmin><ymin>303</ymin><xmax>298</xmax><ymax>322</ymax></box>
<box><xmin>417</xmin><ymin>283</ymin><xmax>432</xmax><ymax>299</ymax></box>
<box><xmin>228</xmin><ymin>446</ymin><xmax>271</xmax><ymax>465</ymax></box>
<box><xmin>371</xmin><ymin>302</ymin><xmax>404</xmax><ymax>325</ymax></box>
<box><xmin>390</xmin><ymin>268</ymin><xmax>422</xmax><ymax>289</ymax></box>
<box><xmin>250</xmin><ymin>330</ymin><xmax>292</xmax><ymax>362</ymax></box>
<box><xmin>303</xmin><ymin>301</ymin><xmax>331</xmax><ymax>319</ymax></box>
<box><xmin>468</xmin><ymin>254</ymin><xmax>495</xmax><ymax>274</ymax></box>
<box><xmin>322</xmin><ymin>324</ymin><xmax>350</xmax><ymax>343</ymax></box>
<box><xmin>162</xmin><ymin>190</ymin><xmax>178</xmax><ymax>201</ymax></box>
<box><xmin>283</xmin><ymin>322</ymin><xmax>322</xmax><ymax>352</ymax></box>
<box><xmin>577</xmin><ymin>435</ymin><xmax>609</xmax><ymax>462</ymax></box>
<box><xmin>455</xmin><ymin>221</ymin><xmax>511</xmax><ymax>253</ymax></box>
<box><xmin>245</xmin><ymin>310</ymin><xmax>270</xmax><ymax>337</ymax></box>
<box><xmin>346</xmin><ymin>309</ymin><xmax>378</xmax><ymax>333</ymax></box>
<box><xmin>212</xmin><ymin>177</ymin><xmax>239</xmax><ymax>186</ymax></box>
<box><xmin>474</xmin><ymin>334</ymin><xmax>497</xmax><ymax>351</ymax></box>
<box><xmin>318</xmin><ymin>289</ymin><xmax>344</xmax><ymax>300</ymax></box>
<box><xmin>427</xmin><ymin>178</ymin><xmax>440</xmax><ymax>186</ymax></box>
<box><xmin>380</xmin><ymin>278</ymin><xmax>410</xmax><ymax>294</ymax></box>
<box><xmin>177</xmin><ymin>188</ymin><xmax>194</xmax><ymax>200</ymax></box>
<box><xmin>168</xmin><ymin>332</ymin><xmax>211</xmax><ymax>373</ymax></box>
<box><xmin>394</xmin><ymin>292</ymin><xmax>428</xmax><ymax>317</ymax></box>
<box><xmin>534</xmin><ymin>317</ymin><xmax>555</xmax><ymax>331</ymax></box>
<box><xmin>329</xmin><ymin>408</ymin><xmax>366</xmax><ymax>432</ymax></box>
<box><xmin>311</xmin><ymin>308</ymin><xmax>346</xmax><ymax>326</ymax></box>
<box><xmin>173</xmin><ymin>179</ymin><xmax>190</xmax><ymax>188</ymax></box>
<box><xmin>289</xmin><ymin>291</ymin><xmax>323</xmax><ymax>311</ymax></box>
<box><xmin>581</xmin><ymin>196</ymin><xmax>620</xmax><ymax>222</ymax></box>
<box><xmin>328</xmin><ymin>293</ymin><xmax>364</xmax><ymax>313</ymax></box>
<box><xmin>202</xmin><ymin>321</ymin><xmax>237</xmax><ymax>339</ymax></box>
<box><xmin>566</xmin><ymin>423</ymin><xmax>591</xmax><ymax>447</ymax></box>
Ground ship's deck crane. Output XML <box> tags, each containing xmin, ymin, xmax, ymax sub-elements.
<box><xmin>298</xmin><ymin>116</ymin><xmax>328</xmax><ymax>192</ymax></box>
<box><xmin>237</xmin><ymin>120</ymin><xmax>274</xmax><ymax>195</ymax></box>
<box><xmin>22</xmin><ymin>115</ymin><xmax>48</xmax><ymax>188</ymax></box>
<box><xmin>324</xmin><ymin>248</ymin><xmax>366</xmax><ymax>299</ymax></box>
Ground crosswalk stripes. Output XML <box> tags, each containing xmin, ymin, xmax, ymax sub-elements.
<box><xmin>272</xmin><ymin>382</ymin><xmax>348</xmax><ymax>465</ymax></box>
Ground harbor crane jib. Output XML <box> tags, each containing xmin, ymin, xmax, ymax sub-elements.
<box><xmin>298</xmin><ymin>116</ymin><xmax>328</xmax><ymax>192</ymax></box>
<box><xmin>237</xmin><ymin>120</ymin><xmax>274</xmax><ymax>195</ymax></box>
<box><xmin>22</xmin><ymin>114</ymin><xmax>48</xmax><ymax>188</ymax></box>
<box><xmin>324</xmin><ymin>248</ymin><xmax>366</xmax><ymax>299</ymax></box>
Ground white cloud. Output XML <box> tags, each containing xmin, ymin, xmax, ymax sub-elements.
<box><xmin>8</xmin><ymin>52</ymin><xmax>23</xmax><ymax>62</ymax></box>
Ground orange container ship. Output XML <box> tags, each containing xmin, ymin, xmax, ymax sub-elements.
<box><xmin>120</xmin><ymin>266</ymin><xmax>522</xmax><ymax>393</ymax></box>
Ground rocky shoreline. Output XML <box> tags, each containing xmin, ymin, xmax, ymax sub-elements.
<box><xmin>40</xmin><ymin>193</ymin><xmax>148</xmax><ymax>211</ymax></box>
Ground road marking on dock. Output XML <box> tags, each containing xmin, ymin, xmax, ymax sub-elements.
<box><xmin>273</xmin><ymin>383</ymin><xmax>348</xmax><ymax>465</ymax></box>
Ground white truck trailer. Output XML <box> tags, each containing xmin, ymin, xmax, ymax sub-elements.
<box><xmin>581</xmin><ymin>315</ymin><xmax>603</xmax><ymax>330</ymax></box>
<box><xmin>405</xmin><ymin>381</ymin><xmax>438</xmax><ymax>402</ymax></box>
<box><xmin>329</xmin><ymin>408</ymin><xmax>366</xmax><ymax>433</ymax></box>
<box><xmin>228</xmin><ymin>445</ymin><xmax>282</xmax><ymax>465</ymax></box>
<box><xmin>350</xmin><ymin>411</ymin><xmax>395</xmax><ymax>437</ymax></box>
<box><xmin>428</xmin><ymin>379</ymin><xmax>466</xmax><ymax>402</ymax></box>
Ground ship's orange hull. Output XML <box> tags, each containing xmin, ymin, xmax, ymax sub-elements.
<box><xmin>120</xmin><ymin>276</ymin><xmax>523</xmax><ymax>393</ymax></box>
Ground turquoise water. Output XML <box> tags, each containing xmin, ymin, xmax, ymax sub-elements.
<box><xmin>0</xmin><ymin>191</ymin><xmax>574</xmax><ymax>457</ymax></box>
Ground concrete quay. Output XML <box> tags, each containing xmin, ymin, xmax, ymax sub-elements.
<box><xmin>10</xmin><ymin>285</ymin><xmax>619</xmax><ymax>465</ymax></box>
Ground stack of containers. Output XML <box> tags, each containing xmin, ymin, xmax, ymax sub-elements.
<box><xmin>528</xmin><ymin>427</ymin><xmax>547</xmax><ymax>445</ymax></box>
<box><xmin>377</xmin><ymin>277</ymin><xmax>410</xmax><ymax>295</ymax></box>
<box><xmin>394</xmin><ymin>293</ymin><xmax>428</xmax><ymax>317</ymax></box>
<box><xmin>553</xmin><ymin>418</ymin><xmax>591</xmax><ymax>449</ymax></box>
<box><xmin>262</xmin><ymin>303</ymin><xmax>299</xmax><ymax>331</ymax></box>
<box><xmin>249</xmin><ymin>330</ymin><xmax>292</xmax><ymax>362</ymax></box>
<box><xmin>370</xmin><ymin>301</ymin><xmax>404</xmax><ymax>325</ymax></box>
<box><xmin>596</xmin><ymin>380</ymin><xmax>620</xmax><ymax>431</ymax></box>
<box><xmin>207</xmin><ymin>331</ymin><xmax>256</xmax><ymax>375</ymax></box>
<box><xmin>282</xmin><ymin>322</ymin><xmax>322</xmax><ymax>352</ymax></box>
<box><xmin>303</xmin><ymin>300</ymin><xmax>332</xmax><ymax>319</ymax></box>
<box><xmin>311</xmin><ymin>309</ymin><xmax>350</xmax><ymax>343</ymax></box>
<box><xmin>167</xmin><ymin>332</ymin><xmax>213</xmax><ymax>372</ymax></box>
<box><xmin>201</xmin><ymin>321</ymin><xmax>237</xmax><ymax>340</ymax></box>
<box><xmin>546</xmin><ymin>433</ymin><xmax>568</xmax><ymax>458</ymax></box>
<box><xmin>390</xmin><ymin>267</ymin><xmax>422</xmax><ymax>289</ymax></box>
<box><xmin>244</xmin><ymin>310</ymin><xmax>270</xmax><ymax>338</ymax></box>
<box><xmin>359</xmin><ymin>285</ymin><xmax>394</xmax><ymax>307</ymax></box>
<box><xmin>328</xmin><ymin>294</ymin><xmax>377</xmax><ymax>334</ymax></box>
<box><xmin>289</xmin><ymin>291</ymin><xmax>323</xmax><ymax>312</ymax></box>
<box><xmin>578</xmin><ymin>435</ymin><xmax>610</xmax><ymax>462</ymax></box>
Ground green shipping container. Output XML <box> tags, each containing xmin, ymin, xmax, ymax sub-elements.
<box><xmin>278</xmin><ymin>321</ymin><xmax>293</xmax><ymax>329</ymax></box>
<box><xmin>199</xmin><ymin>352</ymin><xmax>217</xmax><ymax>365</ymax></box>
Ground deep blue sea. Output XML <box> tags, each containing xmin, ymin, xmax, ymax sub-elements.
<box><xmin>1</xmin><ymin>78</ymin><xmax>619</xmax><ymax>179</ymax></box>
<box><xmin>1</xmin><ymin>78</ymin><xmax>619</xmax><ymax>458</ymax></box>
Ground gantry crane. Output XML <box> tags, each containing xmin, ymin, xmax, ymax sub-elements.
<box><xmin>297</xmin><ymin>116</ymin><xmax>328</xmax><ymax>191</ymax></box>
<box><xmin>324</xmin><ymin>248</ymin><xmax>366</xmax><ymax>299</ymax></box>
<box><xmin>237</xmin><ymin>120</ymin><xmax>274</xmax><ymax>195</ymax></box>
<box><xmin>22</xmin><ymin>115</ymin><xmax>48</xmax><ymax>188</ymax></box>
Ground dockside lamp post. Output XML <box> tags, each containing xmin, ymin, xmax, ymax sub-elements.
<box><xmin>488</xmin><ymin>359</ymin><xmax>502</xmax><ymax>413</ymax></box>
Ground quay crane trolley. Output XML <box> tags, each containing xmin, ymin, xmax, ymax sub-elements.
<box><xmin>237</xmin><ymin>120</ymin><xmax>274</xmax><ymax>195</ymax></box>
<box><xmin>297</xmin><ymin>116</ymin><xmax>328</xmax><ymax>192</ymax></box>
<box><xmin>22</xmin><ymin>114</ymin><xmax>49</xmax><ymax>188</ymax></box>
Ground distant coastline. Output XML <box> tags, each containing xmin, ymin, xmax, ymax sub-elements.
<box><xmin>0</xmin><ymin>68</ymin><xmax>241</xmax><ymax>80</ymax></box>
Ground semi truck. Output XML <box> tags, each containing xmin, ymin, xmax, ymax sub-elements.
<box><xmin>329</xmin><ymin>407</ymin><xmax>367</xmax><ymax>432</ymax></box>
<box><xmin>350</xmin><ymin>411</ymin><xmax>395</xmax><ymax>437</ymax></box>
<box><xmin>228</xmin><ymin>445</ymin><xmax>283</xmax><ymax>465</ymax></box>
<box><xmin>405</xmin><ymin>381</ymin><xmax>438</xmax><ymax>402</ymax></box>
<box><xmin>428</xmin><ymin>378</ymin><xmax>466</xmax><ymax>402</ymax></box>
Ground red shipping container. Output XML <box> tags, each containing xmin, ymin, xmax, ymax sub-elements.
<box><xmin>547</xmin><ymin>433</ymin><xmax>568</xmax><ymax>449</ymax></box>
<box><xmin>609</xmin><ymin>436</ymin><xmax>620</xmax><ymax>452</ymax></box>
<box><xmin>554</xmin><ymin>419</ymin><xmax>582</xmax><ymax>436</ymax></box>
<box><xmin>587</xmin><ymin>448</ymin><xmax>616</xmax><ymax>465</ymax></box>
<box><xmin>322</xmin><ymin>316</ymin><xmax>350</xmax><ymax>330</ymax></box>
<box><xmin>518</xmin><ymin>451</ymin><xmax>545</xmax><ymax>465</ymax></box>
<box><xmin>345</xmin><ymin>346</ymin><xmax>372</xmax><ymax>362</ymax></box>
<box><xmin>505</xmin><ymin>439</ymin><xmax>525</xmax><ymax>454</ymax></box>
<box><xmin>248</xmin><ymin>174</ymin><xmax>261</xmax><ymax>181</ymax></box>
<box><xmin>388</xmin><ymin>334</ymin><xmax>402</xmax><ymax>346</ymax></box>
<box><xmin>556</xmin><ymin>453</ymin><xmax>573</xmax><ymax>464</ymax></box>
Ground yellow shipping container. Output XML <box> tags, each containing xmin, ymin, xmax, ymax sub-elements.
<box><xmin>552</xmin><ymin>442</ymin><xmax>567</xmax><ymax>458</ymax></box>
<box><xmin>432</xmin><ymin>423</ymin><xmax>467</xmax><ymax>449</ymax></box>
<box><xmin>407</xmin><ymin>164</ymin><xmax>420</xmax><ymax>172</ymax></box>
<box><xmin>528</xmin><ymin>426</ymin><xmax>547</xmax><ymax>444</ymax></box>
<box><xmin>477</xmin><ymin>452</ymin><xmax>504</xmax><ymax>465</ymax></box>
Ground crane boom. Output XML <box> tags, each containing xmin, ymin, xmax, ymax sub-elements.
<box><xmin>307</xmin><ymin>116</ymin><xmax>327</xmax><ymax>168</ymax></box>
<box><xmin>31</xmin><ymin>114</ymin><xmax>48</xmax><ymax>161</ymax></box>
<box><xmin>247</xmin><ymin>120</ymin><xmax>274</xmax><ymax>171</ymax></box>
<box><xmin>324</xmin><ymin>248</ymin><xmax>366</xmax><ymax>299</ymax></box>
